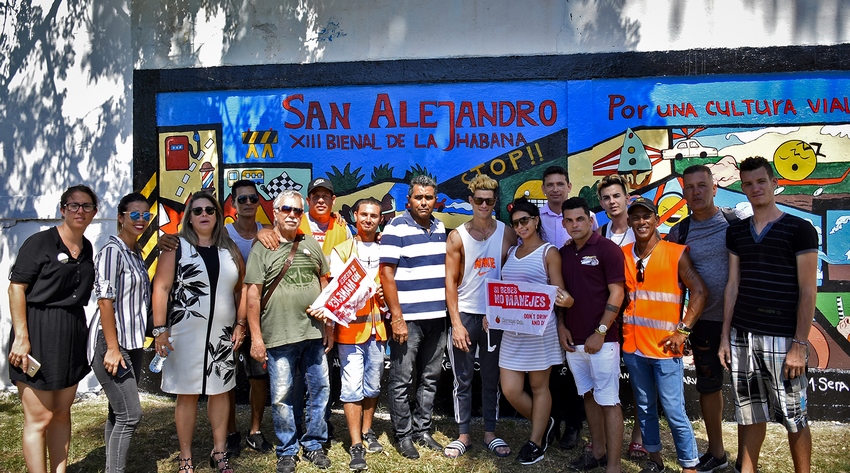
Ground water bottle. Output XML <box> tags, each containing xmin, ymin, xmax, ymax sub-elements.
<box><xmin>149</xmin><ymin>337</ymin><xmax>174</xmax><ymax>373</ymax></box>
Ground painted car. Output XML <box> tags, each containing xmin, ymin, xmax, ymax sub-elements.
<box><xmin>661</xmin><ymin>139</ymin><xmax>718</xmax><ymax>159</ymax></box>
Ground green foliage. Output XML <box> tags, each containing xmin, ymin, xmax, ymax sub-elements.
<box><xmin>403</xmin><ymin>163</ymin><xmax>435</xmax><ymax>182</ymax></box>
<box><xmin>326</xmin><ymin>162</ymin><xmax>364</xmax><ymax>194</ymax></box>
<box><xmin>371</xmin><ymin>163</ymin><xmax>394</xmax><ymax>182</ymax></box>
<box><xmin>579</xmin><ymin>181</ymin><xmax>600</xmax><ymax>208</ymax></box>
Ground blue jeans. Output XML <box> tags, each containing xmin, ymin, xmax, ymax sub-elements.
<box><xmin>623</xmin><ymin>353</ymin><xmax>698</xmax><ymax>468</ymax></box>
<box><xmin>266</xmin><ymin>339</ymin><xmax>330</xmax><ymax>457</ymax></box>
<box><xmin>388</xmin><ymin>318</ymin><xmax>447</xmax><ymax>440</ymax></box>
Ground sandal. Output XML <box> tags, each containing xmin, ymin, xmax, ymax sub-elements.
<box><xmin>628</xmin><ymin>441</ymin><xmax>649</xmax><ymax>461</ymax></box>
<box><xmin>210</xmin><ymin>450</ymin><xmax>234</xmax><ymax>473</ymax></box>
<box><xmin>484</xmin><ymin>437</ymin><xmax>511</xmax><ymax>457</ymax></box>
<box><xmin>177</xmin><ymin>457</ymin><xmax>194</xmax><ymax>472</ymax></box>
<box><xmin>443</xmin><ymin>440</ymin><xmax>471</xmax><ymax>458</ymax></box>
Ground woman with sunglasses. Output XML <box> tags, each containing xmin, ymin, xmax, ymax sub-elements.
<box><xmin>88</xmin><ymin>192</ymin><xmax>152</xmax><ymax>473</ymax></box>
<box><xmin>152</xmin><ymin>191</ymin><xmax>247</xmax><ymax>473</ymax></box>
<box><xmin>498</xmin><ymin>197</ymin><xmax>570</xmax><ymax>466</ymax></box>
<box><xmin>7</xmin><ymin>184</ymin><xmax>98</xmax><ymax>473</ymax></box>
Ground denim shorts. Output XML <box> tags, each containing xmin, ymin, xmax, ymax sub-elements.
<box><xmin>338</xmin><ymin>336</ymin><xmax>386</xmax><ymax>403</ymax></box>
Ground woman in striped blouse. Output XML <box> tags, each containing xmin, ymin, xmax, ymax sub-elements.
<box><xmin>89</xmin><ymin>192</ymin><xmax>152</xmax><ymax>473</ymax></box>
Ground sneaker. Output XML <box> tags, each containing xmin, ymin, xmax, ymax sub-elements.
<box><xmin>569</xmin><ymin>449</ymin><xmax>607</xmax><ymax>471</ymax></box>
<box><xmin>540</xmin><ymin>417</ymin><xmax>555</xmax><ymax>451</ymax></box>
<box><xmin>362</xmin><ymin>429</ymin><xmax>383</xmax><ymax>453</ymax></box>
<box><xmin>696</xmin><ymin>452</ymin><xmax>729</xmax><ymax>472</ymax></box>
<box><xmin>304</xmin><ymin>449</ymin><xmax>331</xmax><ymax>469</ymax></box>
<box><xmin>638</xmin><ymin>460</ymin><xmax>665</xmax><ymax>473</ymax></box>
<box><xmin>349</xmin><ymin>444</ymin><xmax>368</xmax><ymax>471</ymax></box>
<box><xmin>516</xmin><ymin>440</ymin><xmax>545</xmax><ymax>465</ymax></box>
<box><xmin>226</xmin><ymin>431</ymin><xmax>241</xmax><ymax>459</ymax></box>
<box><xmin>246</xmin><ymin>431</ymin><xmax>273</xmax><ymax>453</ymax></box>
<box><xmin>276</xmin><ymin>455</ymin><xmax>298</xmax><ymax>473</ymax></box>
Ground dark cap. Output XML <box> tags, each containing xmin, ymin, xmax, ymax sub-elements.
<box><xmin>307</xmin><ymin>177</ymin><xmax>334</xmax><ymax>195</ymax></box>
<box><xmin>627</xmin><ymin>197</ymin><xmax>657</xmax><ymax>214</ymax></box>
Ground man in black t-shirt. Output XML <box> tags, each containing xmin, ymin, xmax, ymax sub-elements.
<box><xmin>719</xmin><ymin>156</ymin><xmax>817</xmax><ymax>473</ymax></box>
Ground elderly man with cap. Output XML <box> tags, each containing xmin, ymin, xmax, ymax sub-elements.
<box><xmin>621</xmin><ymin>197</ymin><xmax>707</xmax><ymax>473</ymax></box>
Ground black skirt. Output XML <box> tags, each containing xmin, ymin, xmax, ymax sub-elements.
<box><xmin>8</xmin><ymin>305</ymin><xmax>91</xmax><ymax>391</ymax></box>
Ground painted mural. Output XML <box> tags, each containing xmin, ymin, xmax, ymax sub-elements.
<box><xmin>146</xmin><ymin>73</ymin><xmax>850</xmax><ymax>389</ymax></box>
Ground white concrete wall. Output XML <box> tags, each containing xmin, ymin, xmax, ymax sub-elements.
<box><xmin>1</xmin><ymin>0</ymin><xmax>848</xmax><ymax>390</ymax></box>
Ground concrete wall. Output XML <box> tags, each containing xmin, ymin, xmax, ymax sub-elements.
<box><xmin>2</xmin><ymin>0</ymin><xmax>850</xmax><ymax>400</ymax></box>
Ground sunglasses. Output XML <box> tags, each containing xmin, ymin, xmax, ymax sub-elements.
<box><xmin>236</xmin><ymin>194</ymin><xmax>260</xmax><ymax>205</ymax></box>
<box><xmin>511</xmin><ymin>216</ymin><xmax>535</xmax><ymax>228</ymax></box>
<box><xmin>472</xmin><ymin>197</ymin><xmax>496</xmax><ymax>206</ymax></box>
<box><xmin>636</xmin><ymin>258</ymin><xmax>645</xmax><ymax>283</ymax></box>
<box><xmin>277</xmin><ymin>205</ymin><xmax>304</xmax><ymax>217</ymax></box>
<box><xmin>64</xmin><ymin>202</ymin><xmax>97</xmax><ymax>213</ymax></box>
<box><xmin>191</xmin><ymin>206</ymin><xmax>216</xmax><ymax>216</ymax></box>
<box><xmin>123</xmin><ymin>211</ymin><xmax>152</xmax><ymax>221</ymax></box>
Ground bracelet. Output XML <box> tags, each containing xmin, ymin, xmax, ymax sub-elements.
<box><xmin>235</xmin><ymin>319</ymin><xmax>247</xmax><ymax>327</ymax></box>
<box><xmin>391</xmin><ymin>318</ymin><xmax>405</xmax><ymax>326</ymax></box>
<box><xmin>792</xmin><ymin>338</ymin><xmax>808</xmax><ymax>347</ymax></box>
<box><xmin>676</xmin><ymin>328</ymin><xmax>691</xmax><ymax>337</ymax></box>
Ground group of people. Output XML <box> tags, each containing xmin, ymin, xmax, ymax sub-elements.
<box><xmin>6</xmin><ymin>156</ymin><xmax>815</xmax><ymax>473</ymax></box>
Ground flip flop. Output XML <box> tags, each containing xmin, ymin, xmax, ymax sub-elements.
<box><xmin>485</xmin><ymin>437</ymin><xmax>511</xmax><ymax>458</ymax></box>
<box><xmin>443</xmin><ymin>440</ymin><xmax>471</xmax><ymax>458</ymax></box>
<box><xmin>628</xmin><ymin>441</ymin><xmax>648</xmax><ymax>460</ymax></box>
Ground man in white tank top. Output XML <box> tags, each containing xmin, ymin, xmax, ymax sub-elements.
<box><xmin>444</xmin><ymin>175</ymin><xmax>517</xmax><ymax>458</ymax></box>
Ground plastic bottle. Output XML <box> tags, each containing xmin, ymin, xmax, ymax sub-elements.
<box><xmin>149</xmin><ymin>337</ymin><xmax>174</xmax><ymax>373</ymax></box>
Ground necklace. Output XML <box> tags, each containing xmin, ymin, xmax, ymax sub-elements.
<box><xmin>466</xmin><ymin>220</ymin><xmax>495</xmax><ymax>241</ymax></box>
<box><xmin>635</xmin><ymin>239</ymin><xmax>660</xmax><ymax>265</ymax></box>
<box><xmin>607</xmin><ymin>225</ymin><xmax>628</xmax><ymax>247</ymax></box>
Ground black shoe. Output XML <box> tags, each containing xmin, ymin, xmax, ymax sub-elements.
<box><xmin>696</xmin><ymin>452</ymin><xmax>729</xmax><ymax>472</ymax></box>
<box><xmin>225</xmin><ymin>431</ymin><xmax>241</xmax><ymax>459</ymax></box>
<box><xmin>414</xmin><ymin>432</ymin><xmax>443</xmax><ymax>452</ymax></box>
<box><xmin>246</xmin><ymin>431</ymin><xmax>273</xmax><ymax>453</ymax></box>
<box><xmin>304</xmin><ymin>449</ymin><xmax>331</xmax><ymax>469</ymax></box>
<box><xmin>516</xmin><ymin>440</ymin><xmax>545</xmax><ymax>465</ymax></box>
<box><xmin>349</xmin><ymin>444</ymin><xmax>368</xmax><ymax>471</ymax></box>
<box><xmin>396</xmin><ymin>437</ymin><xmax>420</xmax><ymax>459</ymax></box>
<box><xmin>542</xmin><ymin>417</ymin><xmax>556</xmax><ymax>451</ymax></box>
<box><xmin>276</xmin><ymin>456</ymin><xmax>297</xmax><ymax>473</ymax></box>
<box><xmin>638</xmin><ymin>460</ymin><xmax>665</xmax><ymax>473</ymax></box>
<box><xmin>559</xmin><ymin>425</ymin><xmax>579</xmax><ymax>450</ymax></box>
<box><xmin>569</xmin><ymin>450</ymin><xmax>607</xmax><ymax>471</ymax></box>
<box><xmin>362</xmin><ymin>429</ymin><xmax>383</xmax><ymax>453</ymax></box>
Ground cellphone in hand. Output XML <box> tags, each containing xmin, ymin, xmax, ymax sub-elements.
<box><xmin>26</xmin><ymin>355</ymin><xmax>41</xmax><ymax>377</ymax></box>
<box><xmin>115</xmin><ymin>363</ymin><xmax>133</xmax><ymax>378</ymax></box>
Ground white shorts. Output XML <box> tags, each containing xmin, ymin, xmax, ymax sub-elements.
<box><xmin>565</xmin><ymin>341</ymin><xmax>621</xmax><ymax>406</ymax></box>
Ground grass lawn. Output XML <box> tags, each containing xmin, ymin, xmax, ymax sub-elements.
<box><xmin>0</xmin><ymin>392</ymin><xmax>848</xmax><ymax>472</ymax></box>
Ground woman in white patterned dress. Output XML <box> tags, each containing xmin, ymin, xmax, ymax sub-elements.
<box><xmin>498</xmin><ymin>197</ymin><xmax>571</xmax><ymax>466</ymax></box>
<box><xmin>151</xmin><ymin>192</ymin><xmax>247</xmax><ymax>473</ymax></box>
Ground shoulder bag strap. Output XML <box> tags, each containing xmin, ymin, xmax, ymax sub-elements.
<box><xmin>260</xmin><ymin>235</ymin><xmax>303</xmax><ymax>311</ymax></box>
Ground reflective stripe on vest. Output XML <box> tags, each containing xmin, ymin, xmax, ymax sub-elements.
<box><xmin>621</xmin><ymin>240</ymin><xmax>686</xmax><ymax>358</ymax></box>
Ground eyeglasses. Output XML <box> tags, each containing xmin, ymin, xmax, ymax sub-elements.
<box><xmin>64</xmin><ymin>202</ymin><xmax>97</xmax><ymax>213</ymax></box>
<box><xmin>191</xmin><ymin>206</ymin><xmax>216</xmax><ymax>216</ymax></box>
<box><xmin>123</xmin><ymin>211</ymin><xmax>152</xmax><ymax>221</ymax></box>
<box><xmin>636</xmin><ymin>258</ymin><xmax>645</xmax><ymax>283</ymax></box>
<box><xmin>472</xmin><ymin>197</ymin><xmax>496</xmax><ymax>206</ymax></box>
<box><xmin>511</xmin><ymin>216</ymin><xmax>535</xmax><ymax>228</ymax></box>
<box><xmin>277</xmin><ymin>205</ymin><xmax>304</xmax><ymax>217</ymax></box>
<box><xmin>236</xmin><ymin>194</ymin><xmax>259</xmax><ymax>205</ymax></box>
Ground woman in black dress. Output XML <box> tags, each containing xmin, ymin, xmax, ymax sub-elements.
<box><xmin>7</xmin><ymin>184</ymin><xmax>98</xmax><ymax>473</ymax></box>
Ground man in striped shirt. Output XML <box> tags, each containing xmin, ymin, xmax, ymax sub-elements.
<box><xmin>380</xmin><ymin>175</ymin><xmax>448</xmax><ymax>460</ymax></box>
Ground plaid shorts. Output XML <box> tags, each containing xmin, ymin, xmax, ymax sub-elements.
<box><xmin>730</xmin><ymin>327</ymin><xmax>809</xmax><ymax>433</ymax></box>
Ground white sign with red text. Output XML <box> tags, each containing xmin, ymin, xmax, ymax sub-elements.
<box><xmin>485</xmin><ymin>281</ymin><xmax>557</xmax><ymax>336</ymax></box>
<box><xmin>310</xmin><ymin>257</ymin><xmax>377</xmax><ymax>327</ymax></box>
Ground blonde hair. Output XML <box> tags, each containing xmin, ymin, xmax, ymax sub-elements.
<box><xmin>180</xmin><ymin>191</ymin><xmax>244</xmax><ymax>274</ymax></box>
<box><xmin>468</xmin><ymin>174</ymin><xmax>498</xmax><ymax>193</ymax></box>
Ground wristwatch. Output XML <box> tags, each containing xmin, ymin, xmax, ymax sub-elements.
<box><xmin>151</xmin><ymin>326</ymin><xmax>168</xmax><ymax>337</ymax></box>
<box><xmin>676</xmin><ymin>322</ymin><xmax>692</xmax><ymax>336</ymax></box>
<box><xmin>595</xmin><ymin>324</ymin><xmax>608</xmax><ymax>335</ymax></box>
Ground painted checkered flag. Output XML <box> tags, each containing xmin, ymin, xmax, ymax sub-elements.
<box><xmin>261</xmin><ymin>171</ymin><xmax>303</xmax><ymax>199</ymax></box>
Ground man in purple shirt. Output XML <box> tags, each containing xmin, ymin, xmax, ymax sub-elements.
<box><xmin>559</xmin><ymin>197</ymin><xmax>626</xmax><ymax>472</ymax></box>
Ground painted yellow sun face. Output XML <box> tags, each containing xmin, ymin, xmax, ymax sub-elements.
<box><xmin>774</xmin><ymin>140</ymin><xmax>817</xmax><ymax>181</ymax></box>
<box><xmin>657</xmin><ymin>194</ymin><xmax>688</xmax><ymax>224</ymax></box>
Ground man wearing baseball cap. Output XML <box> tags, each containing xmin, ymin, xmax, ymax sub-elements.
<box><xmin>621</xmin><ymin>197</ymin><xmax>707</xmax><ymax>473</ymax></box>
<box><xmin>300</xmin><ymin>178</ymin><xmax>353</xmax><ymax>259</ymax></box>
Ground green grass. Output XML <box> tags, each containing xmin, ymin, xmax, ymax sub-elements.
<box><xmin>0</xmin><ymin>393</ymin><xmax>848</xmax><ymax>472</ymax></box>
